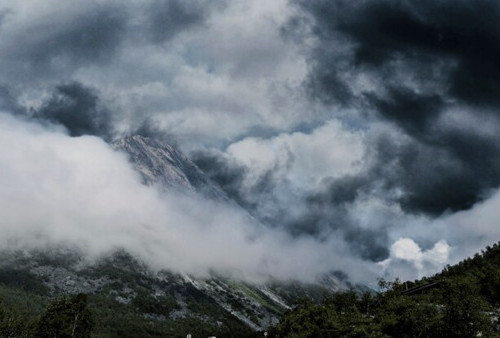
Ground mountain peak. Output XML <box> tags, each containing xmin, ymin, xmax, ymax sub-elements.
<box><xmin>111</xmin><ymin>135</ymin><xmax>227</xmax><ymax>200</ymax></box>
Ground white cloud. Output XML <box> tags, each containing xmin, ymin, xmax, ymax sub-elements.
<box><xmin>0</xmin><ymin>112</ymin><xmax>379</xmax><ymax>283</ymax></box>
<box><xmin>380</xmin><ymin>237</ymin><xmax>451</xmax><ymax>281</ymax></box>
<box><xmin>0</xmin><ymin>0</ymin><xmax>312</xmax><ymax>148</ymax></box>
<box><xmin>226</xmin><ymin>119</ymin><xmax>365</xmax><ymax>190</ymax></box>
<box><xmin>1</xmin><ymin>0</ymin><xmax>499</xmax><ymax>289</ymax></box>
<box><xmin>391</xmin><ymin>238</ymin><xmax>423</xmax><ymax>263</ymax></box>
<box><xmin>1</xmin><ymin>110</ymin><xmax>497</xmax><ymax>285</ymax></box>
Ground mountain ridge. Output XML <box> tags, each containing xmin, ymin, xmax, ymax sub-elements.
<box><xmin>111</xmin><ymin>135</ymin><xmax>228</xmax><ymax>201</ymax></box>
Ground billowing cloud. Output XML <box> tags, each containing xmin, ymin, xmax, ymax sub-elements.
<box><xmin>0</xmin><ymin>112</ymin><xmax>381</xmax><ymax>283</ymax></box>
<box><xmin>147</xmin><ymin>0</ymin><xmax>221</xmax><ymax>44</ymax></box>
<box><xmin>0</xmin><ymin>0</ymin><xmax>499</xmax><ymax>285</ymax></box>
<box><xmin>286</xmin><ymin>0</ymin><xmax>500</xmax><ymax>216</ymax></box>
<box><xmin>0</xmin><ymin>0</ymin><xmax>310</xmax><ymax>148</ymax></box>
<box><xmin>380</xmin><ymin>238</ymin><xmax>450</xmax><ymax>281</ymax></box>
<box><xmin>0</xmin><ymin>2</ymin><xmax>127</xmax><ymax>82</ymax></box>
<box><xmin>34</xmin><ymin>82</ymin><xmax>113</xmax><ymax>140</ymax></box>
<box><xmin>194</xmin><ymin>122</ymin><xmax>393</xmax><ymax>262</ymax></box>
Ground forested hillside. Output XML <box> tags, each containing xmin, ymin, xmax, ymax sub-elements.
<box><xmin>0</xmin><ymin>252</ymin><xmax>258</xmax><ymax>337</ymax></box>
<box><xmin>1</xmin><ymin>243</ymin><xmax>499</xmax><ymax>337</ymax></box>
<box><xmin>269</xmin><ymin>242</ymin><xmax>500</xmax><ymax>337</ymax></box>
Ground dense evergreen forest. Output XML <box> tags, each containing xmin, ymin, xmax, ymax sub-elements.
<box><xmin>269</xmin><ymin>242</ymin><xmax>500</xmax><ymax>337</ymax></box>
<box><xmin>1</xmin><ymin>242</ymin><xmax>499</xmax><ymax>337</ymax></box>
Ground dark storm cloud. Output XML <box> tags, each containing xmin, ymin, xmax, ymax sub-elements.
<box><xmin>1</xmin><ymin>1</ymin><xmax>221</xmax><ymax>82</ymax></box>
<box><xmin>309</xmin><ymin>124</ymin><xmax>500</xmax><ymax>217</ymax></box>
<box><xmin>194</xmin><ymin>150</ymin><xmax>390</xmax><ymax>261</ymax></box>
<box><xmin>0</xmin><ymin>85</ymin><xmax>24</xmax><ymax>115</ymax></box>
<box><xmin>366</xmin><ymin>87</ymin><xmax>444</xmax><ymax>137</ymax></box>
<box><xmin>301</xmin><ymin>175</ymin><xmax>390</xmax><ymax>261</ymax></box>
<box><xmin>147</xmin><ymin>0</ymin><xmax>217</xmax><ymax>43</ymax></box>
<box><xmin>296</xmin><ymin>0</ymin><xmax>500</xmax><ymax>105</ymax></box>
<box><xmin>14</xmin><ymin>6</ymin><xmax>128</xmax><ymax>70</ymax></box>
<box><xmin>5</xmin><ymin>0</ymin><xmax>485</xmax><ymax>282</ymax></box>
<box><xmin>35</xmin><ymin>82</ymin><xmax>113</xmax><ymax>140</ymax></box>
<box><xmin>286</xmin><ymin>207</ymin><xmax>389</xmax><ymax>262</ymax></box>
<box><xmin>193</xmin><ymin>150</ymin><xmax>259</xmax><ymax>209</ymax></box>
<box><xmin>2</xmin><ymin>0</ymin><xmax>221</xmax><ymax>138</ymax></box>
<box><xmin>186</xmin><ymin>0</ymin><xmax>500</xmax><ymax>263</ymax></box>
<box><xmin>344</xmin><ymin>227</ymin><xmax>389</xmax><ymax>262</ymax></box>
<box><xmin>287</xmin><ymin>0</ymin><xmax>500</xmax><ymax>216</ymax></box>
<box><xmin>306</xmin><ymin>68</ymin><xmax>353</xmax><ymax>106</ymax></box>
<box><xmin>370</xmin><ymin>134</ymin><xmax>480</xmax><ymax>215</ymax></box>
<box><xmin>0</xmin><ymin>0</ymin><xmax>227</xmax><ymax>140</ymax></box>
<box><xmin>309</xmin><ymin>175</ymin><xmax>368</xmax><ymax>207</ymax></box>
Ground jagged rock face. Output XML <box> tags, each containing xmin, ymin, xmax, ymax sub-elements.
<box><xmin>111</xmin><ymin>135</ymin><xmax>227</xmax><ymax>201</ymax></box>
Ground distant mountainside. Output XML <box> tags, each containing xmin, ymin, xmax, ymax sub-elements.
<box><xmin>111</xmin><ymin>135</ymin><xmax>228</xmax><ymax>201</ymax></box>
<box><xmin>0</xmin><ymin>248</ymin><xmax>349</xmax><ymax>336</ymax></box>
<box><xmin>0</xmin><ymin>134</ymin><xmax>356</xmax><ymax>337</ymax></box>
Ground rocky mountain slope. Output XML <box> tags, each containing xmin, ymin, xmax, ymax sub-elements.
<box><xmin>111</xmin><ymin>135</ymin><xmax>228</xmax><ymax>201</ymax></box>
<box><xmin>0</xmin><ymin>249</ymin><xmax>347</xmax><ymax>335</ymax></box>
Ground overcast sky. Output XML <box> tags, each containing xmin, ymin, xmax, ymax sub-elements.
<box><xmin>1</xmin><ymin>0</ymin><xmax>499</xmax><ymax>284</ymax></box>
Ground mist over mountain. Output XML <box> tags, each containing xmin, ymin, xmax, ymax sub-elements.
<box><xmin>0</xmin><ymin>0</ymin><xmax>499</xmax><ymax>290</ymax></box>
<box><xmin>0</xmin><ymin>125</ymin><xmax>357</xmax><ymax>334</ymax></box>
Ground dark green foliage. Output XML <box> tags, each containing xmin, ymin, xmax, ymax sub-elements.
<box><xmin>440</xmin><ymin>277</ymin><xmax>493</xmax><ymax>338</ymax></box>
<box><xmin>270</xmin><ymin>296</ymin><xmax>384</xmax><ymax>337</ymax></box>
<box><xmin>271</xmin><ymin>242</ymin><xmax>500</xmax><ymax>338</ymax></box>
<box><xmin>131</xmin><ymin>289</ymin><xmax>179</xmax><ymax>316</ymax></box>
<box><xmin>275</xmin><ymin>299</ymin><xmax>336</xmax><ymax>337</ymax></box>
<box><xmin>377</xmin><ymin>289</ymin><xmax>441</xmax><ymax>337</ymax></box>
<box><xmin>0</xmin><ymin>285</ymin><xmax>46</xmax><ymax>337</ymax></box>
<box><xmin>36</xmin><ymin>293</ymin><xmax>94</xmax><ymax>338</ymax></box>
<box><xmin>440</xmin><ymin>242</ymin><xmax>500</xmax><ymax>306</ymax></box>
<box><xmin>0</xmin><ymin>295</ymin><xmax>36</xmax><ymax>337</ymax></box>
<box><xmin>0</xmin><ymin>268</ymin><xmax>48</xmax><ymax>295</ymax></box>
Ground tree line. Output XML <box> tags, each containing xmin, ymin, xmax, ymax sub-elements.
<box><xmin>268</xmin><ymin>242</ymin><xmax>500</xmax><ymax>337</ymax></box>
